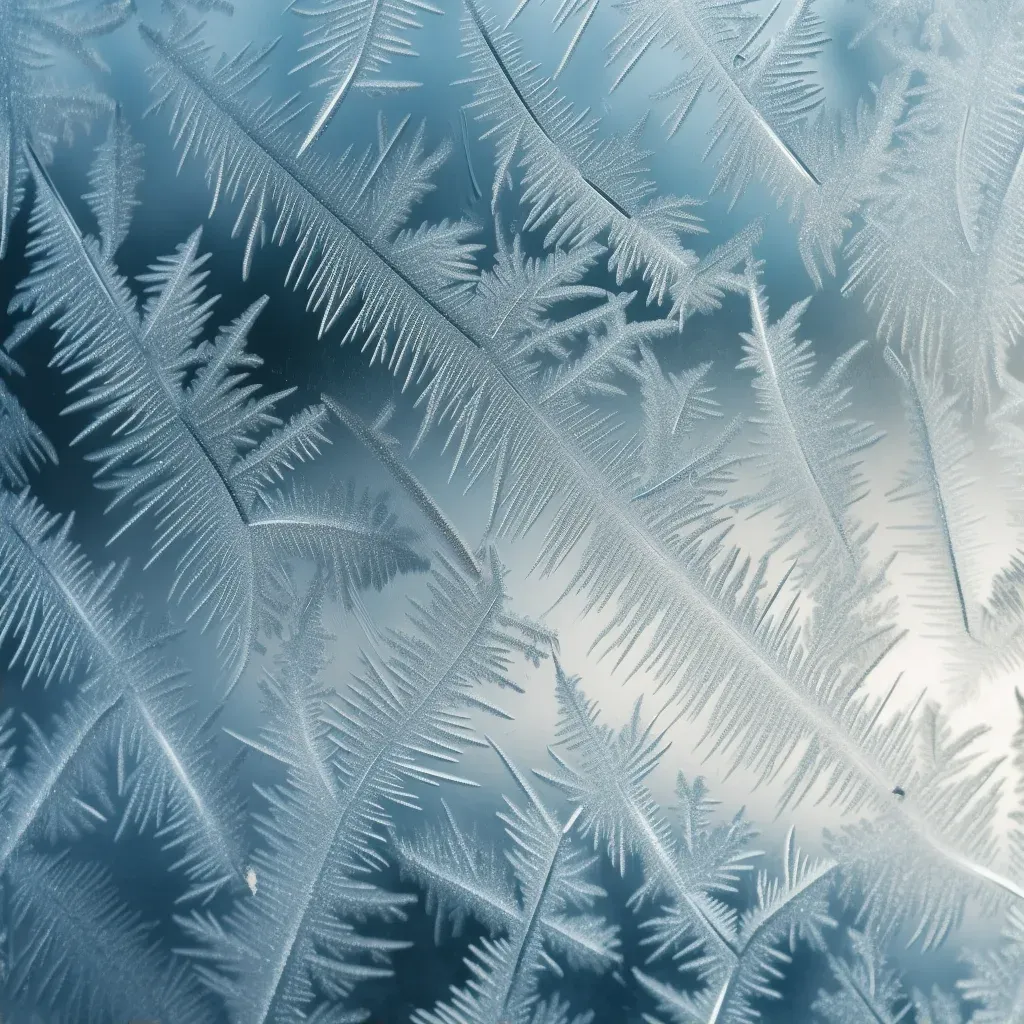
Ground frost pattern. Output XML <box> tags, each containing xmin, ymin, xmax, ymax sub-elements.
<box><xmin>9</xmin><ymin>114</ymin><xmax>429</xmax><ymax>693</ymax></box>
<box><xmin>0</xmin><ymin>0</ymin><xmax>1023</xmax><ymax>1021</ymax></box>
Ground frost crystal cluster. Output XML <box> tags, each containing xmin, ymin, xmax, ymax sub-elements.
<box><xmin>1</xmin><ymin>0</ymin><xmax>1024</xmax><ymax>1020</ymax></box>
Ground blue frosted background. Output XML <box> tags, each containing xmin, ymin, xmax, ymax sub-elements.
<box><xmin>0</xmin><ymin>0</ymin><xmax>1017</xmax><ymax>1019</ymax></box>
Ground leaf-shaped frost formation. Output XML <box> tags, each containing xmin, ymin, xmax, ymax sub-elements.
<box><xmin>608</xmin><ymin>0</ymin><xmax>826</xmax><ymax>198</ymax></box>
<box><xmin>82</xmin><ymin>107</ymin><xmax>143</xmax><ymax>257</ymax></box>
<box><xmin>813</xmin><ymin>929</ymin><xmax>913</xmax><ymax>1024</ymax></box>
<box><xmin>737</xmin><ymin>262</ymin><xmax>880</xmax><ymax>579</ymax></box>
<box><xmin>635</xmin><ymin>821</ymin><xmax>836</xmax><ymax>1023</ymax></box>
<box><xmin>0</xmin><ymin>488</ymin><xmax>248</xmax><ymax>903</ymax></box>
<box><xmin>794</xmin><ymin>69</ymin><xmax>908</xmax><ymax>288</ymax></box>
<box><xmin>179</xmin><ymin>550</ymin><xmax>549</xmax><ymax>1023</ymax></box>
<box><xmin>958</xmin><ymin>905</ymin><xmax>1024</xmax><ymax>1023</ymax></box>
<box><xmin>399</xmin><ymin>742</ymin><xmax>620</xmax><ymax>1024</ymax></box>
<box><xmin>458</xmin><ymin>0</ymin><xmax>760</xmax><ymax>322</ymax></box>
<box><xmin>0</xmin><ymin>0</ymin><xmax>132</xmax><ymax>257</ymax></box>
<box><xmin>0</xmin><ymin>373</ymin><xmax>56</xmax><ymax>486</ymax></box>
<box><xmin>289</xmin><ymin>0</ymin><xmax>442</xmax><ymax>157</ymax></box>
<box><xmin>538</xmin><ymin>666</ymin><xmax>758</xmax><ymax>966</ymax></box>
<box><xmin>632</xmin><ymin>345</ymin><xmax>743</xmax><ymax>508</ymax></box>
<box><xmin>3</xmin><ymin>850</ymin><xmax>212</xmax><ymax>1024</ymax></box>
<box><xmin>539</xmin><ymin>664</ymin><xmax>836</xmax><ymax>1014</ymax></box>
<box><xmin>846</xmin><ymin>5</ymin><xmax>1024</xmax><ymax>410</ymax></box>
<box><xmin>139</xmin><ymin>20</ymin><xmax>1024</xmax><ymax>936</ymax></box>
<box><xmin>883</xmin><ymin>346</ymin><xmax>988</xmax><ymax>653</ymax></box>
<box><xmin>9</xmin><ymin>125</ymin><xmax>427</xmax><ymax>694</ymax></box>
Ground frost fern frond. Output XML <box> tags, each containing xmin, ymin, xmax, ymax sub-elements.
<box><xmin>9</xmin><ymin>122</ymin><xmax>426</xmax><ymax>692</ymax></box>
<box><xmin>636</xmin><ymin>827</ymin><xmax>836</xmax><ymax>1023</ymax></box>
<box><xmin>179</xmin><ymin>551</ymin><xmax>546</xmax><ymax>1023</ymax></box>
<box><xmin>289</xmin><ymin>0</ymin><xmax>442</xmax><ymax>156</ymax></box>
<box><xmin>0</xmin><ymin>0</ymin><xmax>131</xmax><ymax>256</ymax></box>
<box><xmin>400</xmin><ymin>741</ymin><xmax>620</xmax><ymax>1024</ymax></box>
<box><xmin>139</xmin><ymin>21</ymin><xmax>1024</xmax><ymax>940</ymax></box>
<box><xmin>458</xmin><ymin>0</ymin><xmax>759</xmax><ymax>322</ymax></box>
<box><xmin>737</xmin><ymin>263</ymin><xmax>880</xmax><ymax>579</ymax></box>
<box><xmin>3</xmin><ymin>850</ymin><xmax>211</xmax><ymax>1024</ymax></box>
<box><xmin>0</xmin><ymin>487</ymin><xmax>247</xmax><ymax>903</ymax></box>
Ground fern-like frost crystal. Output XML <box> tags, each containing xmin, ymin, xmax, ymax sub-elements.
<box><xmin>0</xmin><ymin>0</ymin><xmax>132</xmax><ymax>257</ymax></box>
<box><xmin>10</xmin><ymin>116</ymin><xmax>428</xmax><ymax>693</ymax></box>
